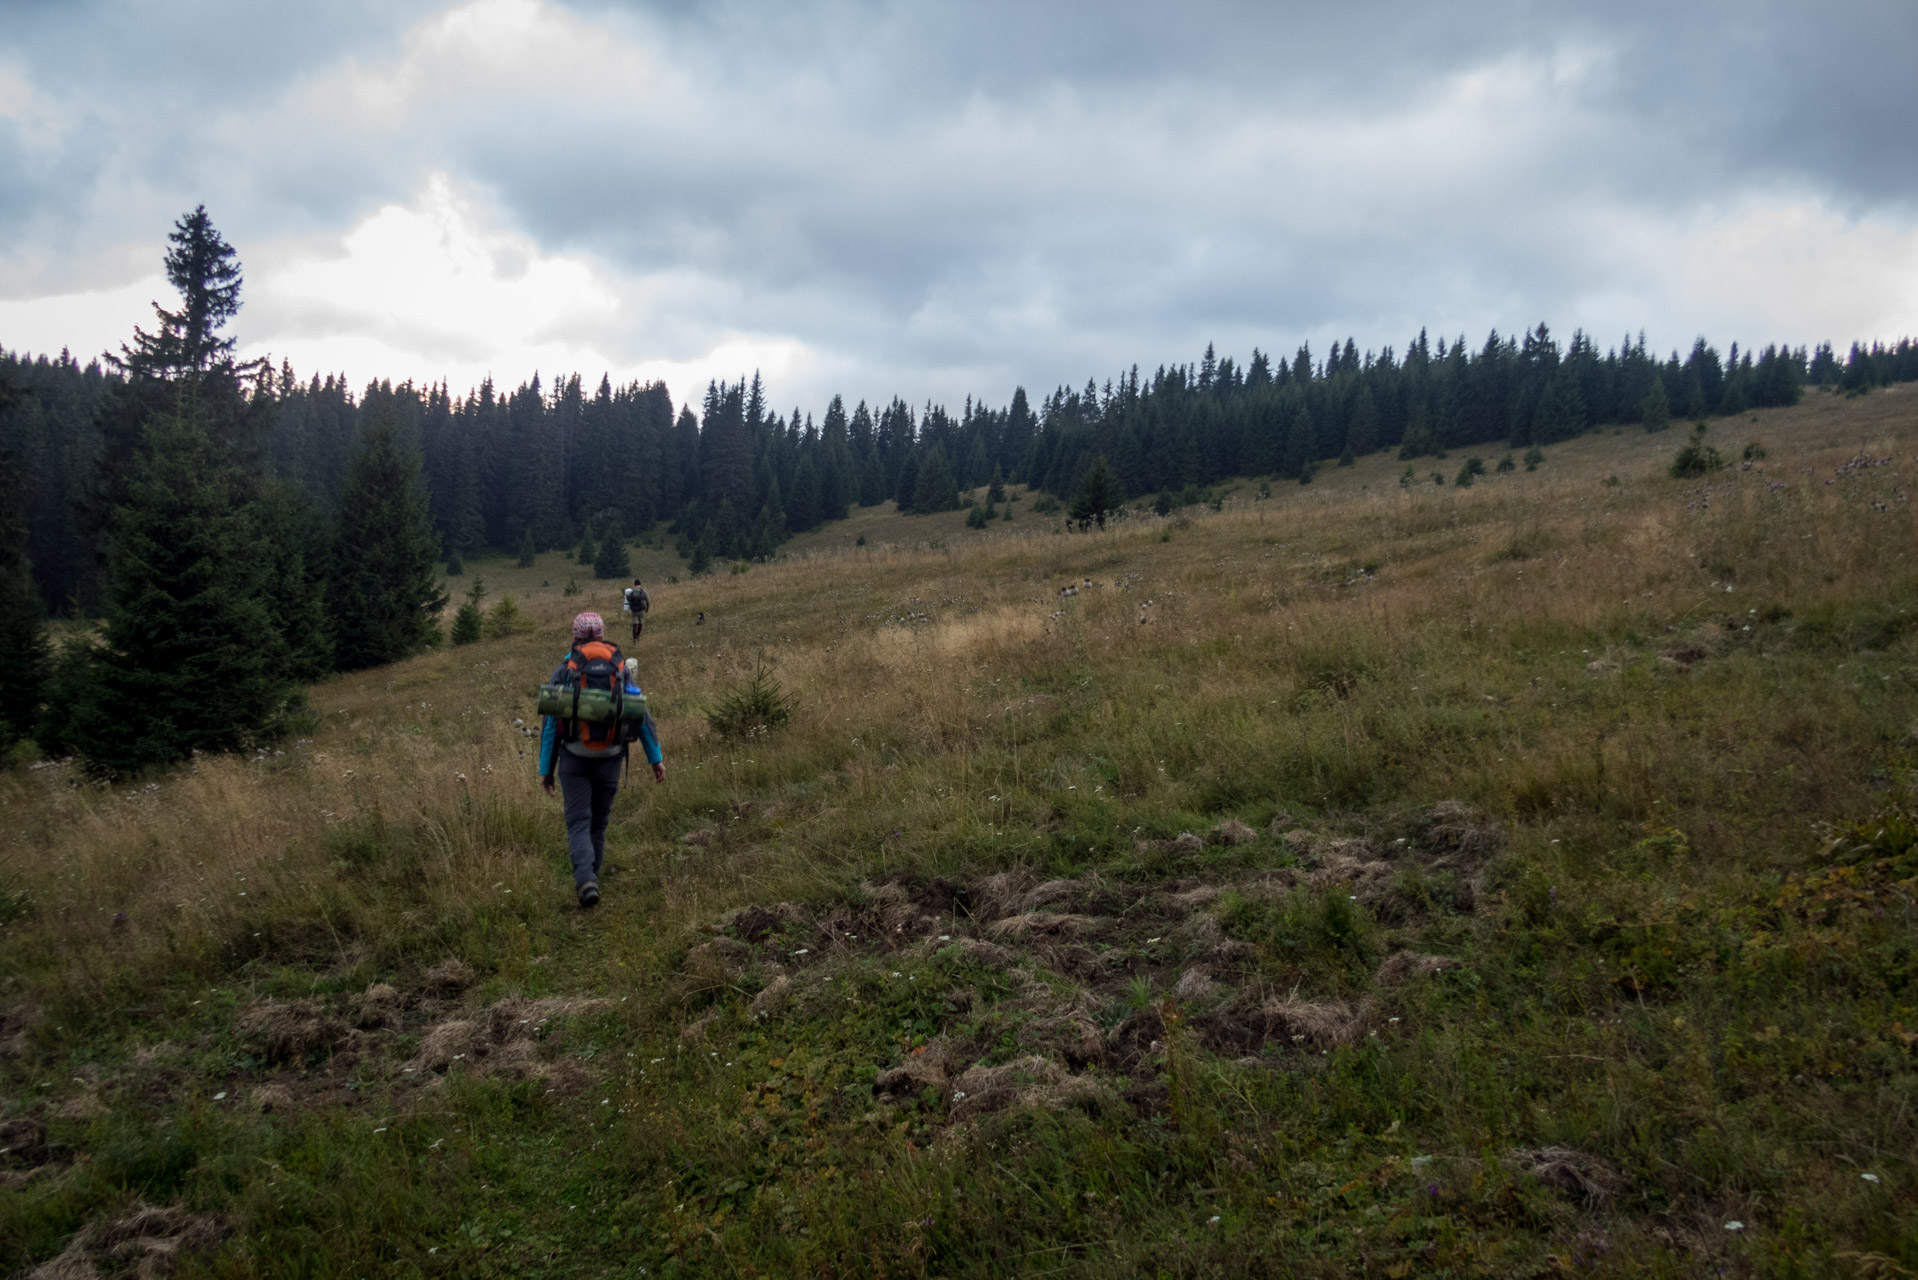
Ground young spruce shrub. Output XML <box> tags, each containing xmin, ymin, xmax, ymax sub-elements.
<box><xmin>707</xmin><ymin>662</ymin><xmax>794</xmax><ymax>739</ymax></box>
<box><xmin>484</xmin><ymin>594</ymin><xmax>527</xmax><ymax>639</ymax></box>
<box><xmin>1669</xmin><ymin>424</ymin><xmax>1726</xmax><ymax>478</ymax></box>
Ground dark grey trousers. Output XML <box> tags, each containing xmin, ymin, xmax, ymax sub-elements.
<box><xmin>555</xmin><ymin>750</ymin><xmax>623</xmax><ymax>888</ymax></box>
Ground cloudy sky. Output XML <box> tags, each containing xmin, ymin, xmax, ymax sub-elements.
<box><xmin>2</xmin><ymin>0</ymin><xmax>1914</xmax><ymax>415</ymax></box>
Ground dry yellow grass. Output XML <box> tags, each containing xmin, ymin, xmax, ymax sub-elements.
<box><xmin>2</xmin><ymin>386</ymin><xmax>1915</xmax><ymax>1276</ymax></box>
<box><xmin>5</xmin><ymin>386</ymin><xmax>1915</xmax><ymax>981</ymax></box>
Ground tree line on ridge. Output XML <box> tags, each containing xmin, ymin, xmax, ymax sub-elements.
<box><xmin>2</xmin><ymin>207</ymin><xmax>1916</xmax><ymax>774</ymax></box>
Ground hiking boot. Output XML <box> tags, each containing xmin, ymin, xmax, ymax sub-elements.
<box><xmin>577</xmin><ymin>881</ymin><xmax>600</xmax><ymax>909</ymax></box>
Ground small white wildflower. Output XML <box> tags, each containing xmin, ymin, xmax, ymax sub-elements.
<box><xmin>1725</xmin><ymin>1221</ymin><xmax>1744</xmax><ymax>1231</ymax></box>
<box><xmin>1862</xmin><ymin>1173</ymin><xmax>1881</xmax><ymax>1183</ymax></box>
<box><xmin>212</xmin><ymin>1092</ymin><xmax>227</xmax><ymax>1101</ymax></box>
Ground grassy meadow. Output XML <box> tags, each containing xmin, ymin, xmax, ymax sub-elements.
<box><xmin>2</xmin><ymin>388</ymin><xmax>1916</xmax><ymax>1277</ymax></box>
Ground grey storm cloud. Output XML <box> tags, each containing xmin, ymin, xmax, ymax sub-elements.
<box><xmin>1</xmin><ymin>0</ymin><xmax>1914</xmax><ymax>412</ymax></box>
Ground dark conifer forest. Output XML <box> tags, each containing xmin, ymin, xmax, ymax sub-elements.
<box><xmin>4</xmin><ymin>207</ymin><xmax>1918</xmax><ymax>774</ymax></box>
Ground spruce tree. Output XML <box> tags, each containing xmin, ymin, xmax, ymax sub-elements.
<box><xmin>987</xmin><ymin>465</ymin><xmax>1007</xmax><ymax>505</ymax></box>
<box><xmin>1532</xmin><ymin>372</ymin><xmax>1588</xmax><ymax>444</ymax></box>
<box><xmin>964</xmin><ymin>437</ymin><xmax>990</xmax><ymax>490</ymax></box>
<box><xmin>709</xmin><ymin>499</ymin><xmax>743</xmax><ymax>559</ymax></box>
<box><xmin>1281</xmin><ymin>406</ymin><xmax>1315</xmax><ymax>478</ymax></box>
<box><xmin>255</xmin><ymin>481</ymin><xmax>335</xmax><ymax>682</ymax></box>
<box><xmin>450</xmin><ymin>578</ymin><xmax>486</xmax><ymax>646</ymax></box>
<box><xmin>859</xmin><ymin>453</ymin><xmax>887</xmax><ymax>506</ymax></box>
<box><xmin>1346</xmin><ymin>388</ymin><xmax>1379</xmax><ymax>459</ymax></box>
<box><xmin>98</xmin><ymin>207</ymin><xmax>268</xmax><ymax>489</ymax></box>
<box><xmin>330</xmin><ymin>415</ymin><xmax>447</xmax><ymax>671</ymax></box>
<box><xmin>892</xmin><ymin>452</ymin><xmax>920</xmax><ymax>513</ymax></box>
<box><xmin>577</xmin><ymin>523</ymin><xmax>597</xmax><ymax>566</ymax></box>
<box><xmin>516</xmin><ymin>527</ymin><xmax>537</xmax><ymax>567</ymax></box>
<box><xmin>593</xmin><ymin>513</ymin><xmax>632</xmax><ymax>579</ymax></box>
<box><xmin>0</xmin><ymin>446</ymin><xmax>49</xmax><ymax>750</ymax></box>
<box><xmin>1069</xmin><ymin>455</ymin><xmax>1124</xmax><ymax>530</ymax></box>
<box><xmin>63</xmin><ymin>208</ymin><xmax>294</xmax><ymax>775</ymax></box>
<box><xmin>787</xmin><ymin>455</ymin><xmax>820</xmax><ymax>532</ymax></box>
<box><xmin>75</xmin><ymin>412</ymin><xmax>292</xmax><ymax>776</ymax></box>
<box><xmin>911</xmin><ymin>446</ymin><xmax>960</xmax><ymax>514</ymax></box>
<box><xmin>1642</xmin><ymin>378</ymin><xmax>1671</xmax><ymax>432</ymax></box>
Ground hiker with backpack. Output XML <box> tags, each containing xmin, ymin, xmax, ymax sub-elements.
<box><xmin>538</xmin><ymin>611</ymin><xmax>665</xmax><ymax>908</ymax></box>
<box><xmin>622</xmin><ymin>579</ymin><xmax>650</xmax><ymax>640</ymax></box>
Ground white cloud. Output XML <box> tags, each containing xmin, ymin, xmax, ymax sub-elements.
<box><xmin>0</xmin><ymin>274</ymin><xmax>161</xmax><ymax>366</ymax></box>
<box><xmin>1558</xmin><ymin>194</ymin><xmax>1918</xmax><ymax>357</ymax></box>
<box><xmin>243</xmin><ymin>173</ymin><xmax>811</xmax><ymax>410</ymax></box>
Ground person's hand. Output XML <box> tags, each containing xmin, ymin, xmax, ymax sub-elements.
<box><xmin>541</xmin><ymin>775</ymin><xmax>556</xmax><ymax>795</ymax></box>
<box><xmin>652</xmin><ymin>762</ymin><xmax>667</xmax><ymax>783</ymax></box>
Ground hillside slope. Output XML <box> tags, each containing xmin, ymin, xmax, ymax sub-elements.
<box><xmin>3</xmin><ymin>391</ymin><xmax>1916</xmax><ymax>1277</ymax></box>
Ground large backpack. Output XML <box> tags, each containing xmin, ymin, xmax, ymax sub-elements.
<box><xmin>625</xmin><ymin>586</ymin><xmax>649</xmax><ymax>614</ymax></box>
<box><xmin>551</xmin><ymin>639</ymin><xmax>625</xmax><ymax>752</ymax></box>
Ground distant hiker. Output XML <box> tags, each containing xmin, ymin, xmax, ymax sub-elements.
<box><xmin>622</xmin><ymin>578</ymin><xmax>650</xmax><ymax>640</ymax></box>
<box><xmin>538</xmin><ymin>611</ymin><xmax>665</xmax><ymax>909</ymax></box>
<box><xmin>696</xmin><ymin>611</ymin><xmax>706</xmax><ymax>625</ymax></box>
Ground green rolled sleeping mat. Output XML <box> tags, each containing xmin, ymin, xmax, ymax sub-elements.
<box><xmin>536</xmin><ymin>684</ymin><xmax>649</xmax><ymax>724</ymax></box>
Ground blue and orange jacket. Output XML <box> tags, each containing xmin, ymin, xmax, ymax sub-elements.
<box><xmin>537</xmin><ymin>654</ymin><xmax>663</xmax><ymax>777</ymax></box>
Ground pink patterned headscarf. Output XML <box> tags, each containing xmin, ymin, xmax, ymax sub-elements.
<box><xmin>571</xmin><ymin>611</ymin><xmax>605</xmax><ymax>641</ymax></box>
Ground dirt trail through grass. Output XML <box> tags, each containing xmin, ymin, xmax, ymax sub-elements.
<box><xmin>3</xmin><ymin>390</ymin><xmax>1916</xmax><ymax>1276</ymax></box>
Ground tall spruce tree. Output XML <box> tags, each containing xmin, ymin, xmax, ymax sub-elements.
<box><xmin>892</xmin><ymin>451</ymin><xmax>921</xmax><ymax>513</ymax></box>
<box><xmin>1531</xmin><ymin>370</ymin><xmax>1588</xmax><ymax>444</ymax></box>
<box><xmin>1642</xmin><ymin>377</ymin><xmax>1671</xmax><ymax>432</ymax></box>
<box><xmin>1346</xmin><ymin>387</ymin><xmax>1380</xmax><ymax>459</ymax></box>
<box><xmin>592</xmin><ymin>512</ymin><xmax>632</xmax><ymax>579</ymax></box>
<box><xmin>75</xmin><ymin>412</ymin><xmax>292</xmax><ymax>776</ymax></box>
<box><xmin>786</xmin><ymin>455</ymin><xmax>820</xmax><ymax>532</ymax></box>
<box><xmin>255</xmin><ymin>481</ymin><xmax>335</xmax><ymax>682</ymax></box>
<box><xmin>66</xmin><ymin>208</ymin><xmax>297</xmax><ymax>775</ymax></box>
<box><xmin>1069</xmin><ymin>455</ymin><xmax>1123</xmax><ymax>530</ymax></box>
<box><xmin>330</xmin><ymin>415</ymin><xmax>447</xmax><ymax>671</ymax></box>
<box><xmin>98</xmin><ymin>207</ymin><xmax>268</xmax><ymax>489</ymax></box>
<box><xmin>0</xmin><ymin>430</ymin><xmax>49</xmax><ymax>751</ymax></box>
<box><xmin>911</xmin><ymin>445</ymin><xmax>960</xmax><ymax>514</ymax></box>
